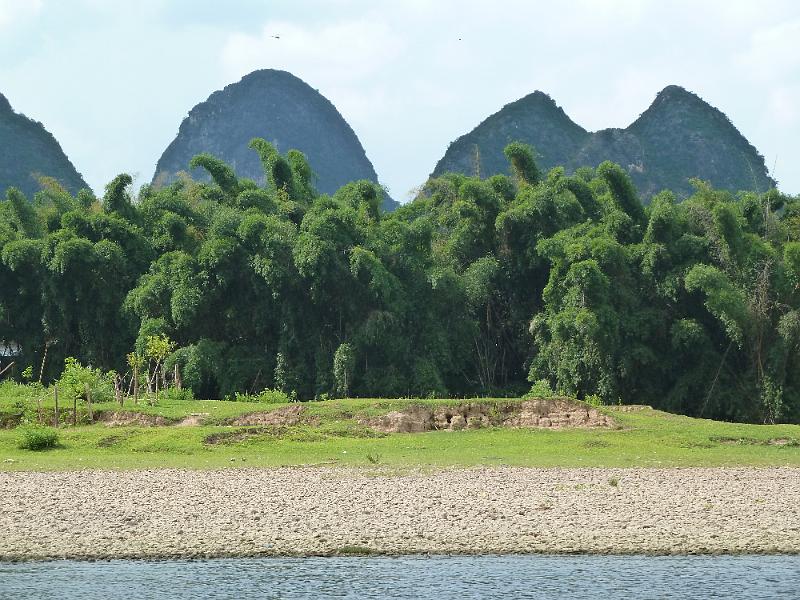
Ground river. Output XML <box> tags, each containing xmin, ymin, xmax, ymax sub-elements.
<box><xmin>2</xmin><ymin>554</ymin><xmax>799</xmax><ymax>599</ymax></box>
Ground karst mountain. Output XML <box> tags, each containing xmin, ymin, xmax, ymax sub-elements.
<box><xmin>152</xmin><ymin>70</ymin><xmax>397</xmax><ymax>210</ymax></box>
<box><xmin>0</xmin><ymin>92</ymin><xmax>88</xmax><ymax>199</ymax></box>
<box><xmin>432</xmin><ymin>85</ymin><xmax>774</xmax><ymax>199</ymax></box>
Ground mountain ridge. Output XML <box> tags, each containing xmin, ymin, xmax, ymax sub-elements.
<box><xmin>153</xmin><ymin>69</ymin><xmax>398</xmax><ymax>210</ymax></box>
<box><xmin>0</xmin><ymin>92</ymin><xmax>88</xmax><ymax>199</ymax></box>
<box><xmin>432</xmin><ymin>85</ymin><xmax>775</xmax><ymax>199</ymax></box>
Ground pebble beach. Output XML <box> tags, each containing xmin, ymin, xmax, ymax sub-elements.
<box><xmin>1</xmin><ymin>467</ymin><xmax>799</xmax><ymax>560</ymax></box>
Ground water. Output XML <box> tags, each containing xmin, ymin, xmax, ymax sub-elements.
<box><xmin>1</xmin><ymin>555</ymin><xmax>798</xmax><ymax>599</ymax></box>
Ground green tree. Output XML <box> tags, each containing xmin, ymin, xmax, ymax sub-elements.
<box><xmin>145</xmin><ymin>334</ymin><xmax>176</xmax><ymax>404</ymax></box>
<box><xmin>333</xmin><ymin>343</ymin><xmax>355</xmax><ymax>397</ymax></box>
<box><xmin>503</xmin><ymin>142</ymin><xmax>540</xmax><ymax>186</ymax></box>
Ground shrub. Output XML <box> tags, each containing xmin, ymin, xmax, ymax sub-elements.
<box><xmin>18</xmin><ymin>425</ymin><xmax>59</xmax><ymax>451</ymax></box>
<box><xmin>0</xmin><ymin>380</ymin><xmax>41</xmax><ymax>402</ymax></box>
<box><xmin>585</xmin><ymin>394</ymin><xmax>605</xmax><ymax>407</ymax></box>
<box><xmin>159</xmin><ymin>387</ymin><xmax>195</xmax><ymax>402</ymax></box>
<box><xmin>0</xmin><ymin>381</ymin><xmax>46</xmax><ymax>425</ymax></box>
<box><xmin>231</xmin><ymin>388</ymin><xmax>294</xmax><ymax>403</ymax></box>
<box><xmin>0</xmin><ymin>381</ymin><xmax>36</xmax><ymax>407</ymax></box>
<box><xmin>525</xmin><ymin>379</ymin><xmax>556</xmax><ymax>399</ymax></box>
<box><xmin>58</xmin><ymin>358</ymin><xmax>114</xmax><ymax>404</ymax></box>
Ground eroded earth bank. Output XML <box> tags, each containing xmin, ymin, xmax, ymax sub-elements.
<box><xmin>1</xmin><ymin>467</ymin><xmax>799</xmax><ymax>560</ymax></box>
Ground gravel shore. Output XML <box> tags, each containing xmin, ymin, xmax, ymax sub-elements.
<box><xmin>1</xmin><ymin>467</ymin><xmax>799</xmax><ymax>560</ymax></box>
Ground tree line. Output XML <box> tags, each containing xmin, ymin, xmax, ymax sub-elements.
<box><xmin>1</xmin><ymin>140</ymin><xmax>799</xmax><ymax>422</ymax></box>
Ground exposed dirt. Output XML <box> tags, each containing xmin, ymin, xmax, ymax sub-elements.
<box><xmin>613</xmin><ymin>405</ymin><xmax>653</xmax><ymax>412</ymax></box>
<box><xmin>203</xmin><ymin>427</ymin><xmax>285</xmax><ymax>445</ymax></box>
<box><xmin>96</xmin><ymin>433</ymin><xmax>138</xmax><ymax>448</ymax></box>
<box><xmin>366</xmin><ymin>405</ymin><xmax>436</xmax><ymax>433</ymax></box>
<box><xmin>97</xmin><ymin>435</ymin><xmax>122</xmax><ymax>448</ymax></box>
<box><xmin>712</xmin><ymin>436</ymin><xmax>800</xmax><ymax>447</ymax></box>
<box><xmin>176</xmin><ymin>413</ymin><xmax>209</xmax><ymax>427</ymax></box>
<box><xmin>364</xmin><ymin>398</ymin><xmax>614</xmax><ymax>434</ymax></box>
<box><xmin>770</xmin><ymin>438</ymin><xmax>800</xmax><ymax>447</ymax></box>
<box><xmin>0</xmin><ymin>414</ymin><xmax>21</xmax><ymax>429</ymax></box>
<box><xmin>96</xmin><ymin>412</ymin><xmax>174</xmax><ymax>427</ymax></box>
<box><xmin>228</xmin><ymin>404</ymin><xmax>310</xmax><ymax>427</ymax></box>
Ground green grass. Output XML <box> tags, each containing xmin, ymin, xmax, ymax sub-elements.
<box><xmin>1</xmin><ymin>384</ymin><xmax>800</xmax><ymax>471</ymax></box>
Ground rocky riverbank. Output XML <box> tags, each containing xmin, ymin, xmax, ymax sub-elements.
<box><xmin>1</xmin><ymin>467</ymin><xmax>798</xmax><ymax>560</ymax></box>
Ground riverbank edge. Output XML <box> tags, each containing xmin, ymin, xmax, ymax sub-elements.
<box><xmin>4</xmin><ymin>548</ymin><xmax>800</xmax><ymax>563</ymax></box>
<box><xmin>3</xmin><ymin>466</ymin><xmax>799</xmax><ymax>561</ymax></box>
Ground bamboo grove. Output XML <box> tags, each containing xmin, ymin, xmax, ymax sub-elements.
<box><xmin>1</xmin><ymin>140</ymin><xmax>799</xmax><ymax>422</ymax></box>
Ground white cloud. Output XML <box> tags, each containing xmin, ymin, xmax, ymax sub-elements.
<box><xmin>0</xmin><ymin>0</ymin><xmax>42</xmax><ymax>29</ymax></box>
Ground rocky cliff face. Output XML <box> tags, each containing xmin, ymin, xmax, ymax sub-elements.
<box><xmin>0</xmin><ymin>92</ymin><xmax>88</xmax><ymax>199</ymax></box>
<box><xmin>432</xmin><ymin>86</ymin><xmax>774</xmax><ymax>199</ymax></box>
<box><xmin>434</xmin><ymin>91</ymin><xmax>590</xmax><ymax>181</ymax></box>
<box><xmin>153</xmin><ymin>70</ymin><xmax>397</xmax><ymax>210</ymax></box>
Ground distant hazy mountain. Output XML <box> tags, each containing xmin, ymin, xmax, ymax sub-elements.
<box><xmin>0</xmin><ymin>92</ymin><xmax>88</xmax><ymax>199</ymax></box>
<box><xmin>153</xmin><ymin>69</ymin><xmax>398</xmax><ymax>211</ymax></box>
<box><xmin>432</xmin><ymin>85</ymin><xmax>774</xmax><ymax>199</ymax></box>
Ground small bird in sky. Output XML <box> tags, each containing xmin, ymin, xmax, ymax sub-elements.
<box><xmin>270</xmin><ymin>35</ymin><xmax>280</xmax><ymax>40</ymax></box>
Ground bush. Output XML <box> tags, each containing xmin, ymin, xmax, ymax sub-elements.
<box><xmin>231</xmin><ymin>388</ymin><xmax>294</xmax><ymax>403</ymax></box>
<box><xmin>0</xmin><ymin>380</ymin><xmax>40</xmax><ymax>403</ymax></box>
<box><xmin>159</xmin><ymin>387</ymin><xmax>195</xmax><ymax>402</ymax></box>
<box><xmin>18</xmin><ymin>425</ymin><xmax>59</xmax><ymax>451</ymax></box>
<box><xmin>525</xmin><ymin>379</ymin><xmax>556</xmax><ymax>399</ymax></box>
<box><xmin>58</xmin><ymin>358</ymin><xmax>114</xmax><ymax>404</ymax></box>
<box><xmin>585</xmin><ymin>394</ymin><xmax>605</xmax><ymax>407</ymax></box>
<box><xmin>0</xmin><ymin>381</ymin><xmax>43</xmax><ymax>425</ymax></box>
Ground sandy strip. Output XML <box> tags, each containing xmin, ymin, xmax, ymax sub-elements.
<box><xmin>1</xmin><ymin>467</ymin><xmax>799</xmax><ymax>560</ymax></box>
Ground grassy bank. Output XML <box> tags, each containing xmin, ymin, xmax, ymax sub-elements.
<box><xmin>1</xmin><ymin>385</ymin><xmax>799</xmax><ymax>471</ymax></box>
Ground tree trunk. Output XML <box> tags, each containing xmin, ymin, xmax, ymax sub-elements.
<box><xmin>133</xmin><ymin>365</ymin><xmax>139</xmax><ymax>405</ymax></box>
<box><xmin>38</xmin><ymin>342</ymin><xmax>49</xmax><ymax>384</ymax></box>
<box><xmin>115</xmin><ymin>374</ymin><xmax>123</xmax><ymax>407</ymax></box>
<box><xmin>153</xmin><ymin>367</ymin><xmax>159</xmax><ymax>406</ymax></box>
<box><xmin>0</xmin><ymin>361</ymin><xmax>15</xmax><ymax>378</ymax></box>
<box><xmin>86</xmin><ymin>386</ymin><xmax>93</xmax><ymax>421</ymax></box>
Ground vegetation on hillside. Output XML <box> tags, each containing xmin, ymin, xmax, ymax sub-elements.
<box><xmin>1</xmin><ymin>140</ymin><xmax>799</xmax><ymax>423</ymax></box>
<box><xmin>433</xmin><ymin>86</ymin><xmax>775</xmax><ymax>200</ymax></box>
<box><xmin>152</xmin><ymin>69</ymin><xmax>397</xmax><ymax>210</ymax></box>
<box><xmin>0</xmin><ymin>93</ymin><xmax>88</xmax><ymax>199</ymax></box>
<box><xmin>1</xmin><ymin>388</ymin><xmax>799</xmax><ymax>470</ymax></box>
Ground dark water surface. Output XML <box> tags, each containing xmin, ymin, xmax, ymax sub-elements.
<box><xmin>1</xmin><ymin>555</ymin><xmax>798</xmax><ymax>599</ymax></box>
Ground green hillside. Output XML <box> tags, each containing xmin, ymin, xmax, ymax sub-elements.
<box><xmin>0</xmin><ymin>93</ymin><xmax>88</xmax><ymax>199</ymax></box>
<box><xmin>2</xmin><ymin>386</ymin><xmax>799</xmax><ymax>471</ymax></box>
<box><xmin>433</xmin><ymin>86</ymin><xmax>775</xmax><ymax>199</ymax></box>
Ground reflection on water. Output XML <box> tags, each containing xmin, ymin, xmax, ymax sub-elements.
<box><xmin>1</xmin><ymin>554</ymin><xmax>798</xmax><ymax>599</ymax></box>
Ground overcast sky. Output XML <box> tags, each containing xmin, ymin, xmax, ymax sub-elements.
<box><xmin>1</xmin><ymin>0</ymin><xmax>798</xmax><ymax>200</ymax></box>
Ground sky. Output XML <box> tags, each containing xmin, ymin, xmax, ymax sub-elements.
<box><xmin>1</xmin><ymin>0</ymin><xmax>798</xmax><ymax>201</ymax></box>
